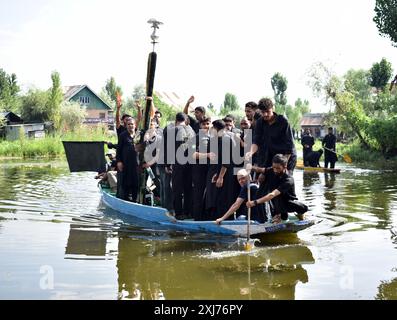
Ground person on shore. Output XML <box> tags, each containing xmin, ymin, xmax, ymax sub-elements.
<box><xmin>245</xmin><ymin>98</ymin><xmax>297</xmax><ymax>174</ymax></box>
<box><xmin>183</xmin><ymin>95</ymin><xmax>206</xmax><ymax>134</ymax></box>
<box><xmin>322</xmin><ymin>127</ymin><xmax>338</xmax><ymax>169</ymax></box>
<box><xmin>246</xmin><ymin>154</ymin><xmax>308</xmax><ymax>224</ymax></box>
<box><xmin>215</xmin><ymin>168</ymin><xmax>266</xmax><ymax>224</ymax></box>
<box><xmin>116</xmin><ymin>118</ymin><xmax>140</xmax><ymax>202</ymax></box>
<box><xmin>301</xmin><ymin>129</ymin><xmax>315</xmax><ymax>166</ymax></box>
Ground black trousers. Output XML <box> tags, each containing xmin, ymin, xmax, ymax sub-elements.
<box><xmin>269</xmin><ymin>197</ymin><xmax>308</xmax><ymax>220</ymax></box>
<box><xmin>191</xmin><ymin>165</ymin><xmax>208</xmax><ymax>221</ymax></box>
<box><xmin>172</xmin><ymin>164</ymin><xmax>193</xmax><ymax>217</ymax></box>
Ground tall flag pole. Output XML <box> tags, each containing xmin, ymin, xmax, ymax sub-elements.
<box><xmin>139</xmin><ymin>19</ymin><xmax>163</xmax><ymax>205</ymax></box>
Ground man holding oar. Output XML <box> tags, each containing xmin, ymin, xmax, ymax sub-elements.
<box><xmin>214</xmin><ymin>168</ymin><xmax>266</xmax><ymax>225</ymax></box>
<box><xmin>322</xmin><ymin>127</ymin><xmax>338</xmax><ymax>169</ymax></box>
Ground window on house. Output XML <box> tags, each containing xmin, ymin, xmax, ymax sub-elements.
<box><xmin>79</xmin><ymin>96</ymin><xmax>90</xmax><ymax>104</ymax></box>
<box><xmin>99</xmin><ymin>113</ymin><xmax>105</xmax><ymax>119</ymax></box>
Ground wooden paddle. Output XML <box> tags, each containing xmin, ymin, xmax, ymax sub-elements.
<box><xmin>324</xmin><ymin>147</ymin><xmax>352</xmax><ymax>163</ymax></box>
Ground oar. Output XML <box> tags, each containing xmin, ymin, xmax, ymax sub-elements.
<box><xmin>244</xmin><ymin>165</ymin><xmax>256</xmax><ymax>251</ymax></box>
<box><xmin>324</xmin><ymin>146</ymin><xmax>352</xmax><ymax>163</ymax></box>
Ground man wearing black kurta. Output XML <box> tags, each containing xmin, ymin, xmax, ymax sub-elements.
<box><xmin>246</xmin><ymin>98</ymin><xmax>297</xmax><ymax>173</ymax></box>
<box><xmin>183</xmin><ymin>95</ymin><xmax>206</xmax><ymax>134</ymax></box>
<box><xmin>322</xmin><ymin>127</ymin><xmax>337</xmax><ymax>169</ymax></box>
<box><xmin>116</xmin><ymin>118</ymin><xmax>139</xmax><ymax>202</ymax></box>
<box><xmin>301</xmin><ymin>129</ymin><xmax>315</xmax><ymax>166</ymax></box>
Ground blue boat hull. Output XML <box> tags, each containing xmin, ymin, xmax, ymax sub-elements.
<box><xmin>100</xmin><ymin>185</ymin><xmax>315</xmax><ymax>237</ymax></box>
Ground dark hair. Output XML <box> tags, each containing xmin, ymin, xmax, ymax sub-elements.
<box><xmin>328</xmin><ymin>127</ymin><xmax>333</xmax><ymax>131</ymax></box>
<box><xmin>212</xmin><ymin>119</ymin><xmax>226</xmax><ymax>131</ymax></box>
<box><xmin>272</xmin><ymin>154</ymin><xmax>288</xmax><ymax>167</ymax></box>
<box><xmin>258</xmin><ymin>98</ymin><xmax>274</xmax><ymax>111</ymax></box>
<box><xmin>175</xmin><ymin>112</ymin><xmax>187</xmax><ymax>123</ymax></box>
<box><xmin>222</xmin><ymin>116</ymin><xmax>233</xmax><ymax>123</ymax></box>
<box><xmin>155</xmin><ymin>110</ymin><xmax>162</xmax><ymax>117</ymax></box>
<box><xmin>253</xmin><ymin>110</ymin><xmax>262</xmax><ymax>120</ymax></box>
<box><xmin>199</xmin><ymin>116</ymin><xmax>211</xmax><ymax>124</ymax></box>
<box><xmin>245</xmin><ymin>101</ymin><xmax>258</xmax><ymax>110</ymax></box>
<box><xmin>121</xmin><ymin>114</ymin><xmax>131</xmax><ymax>120</ymax></box>
<box><xmin>225</xmin><ymin>114</ymin><xmax>235</xmax><ymax>121</ymax></box>
<box><xmin>195</xmin><ymin>106</ymin><xmax>206</xmax><ymax>114</ymax></box>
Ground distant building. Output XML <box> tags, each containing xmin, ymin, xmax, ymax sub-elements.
<box><xmin>300</xmin><ymin>113</ymin><xmax>327</xmax><ymax>138</ymax></box>
<box><xmin>5</xmin><ymin>123</ymin><xmax>45</xmax><ymax>141</ymax></box>
<box><xmin>155</xmin><ymin>91</ymin><xmax>184</xmax><ymax>108</ymax></box>
<box><xmin>63</xmin><ymin>85</ymin><xmax>114</xmax><ymax>127</ymax></box>
<box><xmin>0</xmin><ymin>111</ymin><xmax>23</xmax><ymax>125</ymax></box>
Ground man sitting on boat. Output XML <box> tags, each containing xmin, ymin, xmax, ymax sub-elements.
<box><xmin>247</xmin><ymin>154</ymin><xmax>308</xmax><ymax>224</ymax></box>
<box><xmin>215</xmin><ymin>168</ymin><xmax>267</xmax><ymax>224</ymax></box>
<box><xmin>305</xmin><ymin>149</ymin><xmax>323</xmax><ymax>167</ymax></box>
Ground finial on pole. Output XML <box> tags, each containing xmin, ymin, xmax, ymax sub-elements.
<box><xmin>147</xmin><ymin>18</ymin><xmax>163</xmax><ymax>51</ymax></box>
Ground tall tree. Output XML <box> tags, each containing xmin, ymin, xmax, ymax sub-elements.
<box><xmin>220</xmin><ymin>93</ymin><xmax>239</xmax><ymax>115</ymax></box>
<box><xmin>0</xmin><ymin>68</ymin><xmax>20</xmax><ymax>111</ymax></box>
<box><xmin>47</xmin><ymin>71</ymin><xmax>63</xmax><ymax>130</ymax></box>
<box><xmin>369</xmin><ymin>58</ymin><xmax>393</xmax><ymax>91</ymax></box>
<box><xmin>373</xmin><ymin>0</ymin><xmax>397</xmax><ymax>47</ymax></box>
<box><xmin>271</xmin><ymin>72</ymin><xmax>288</xmax><ymax>112</ymax></box>
<box><xmin>105</xmin><ymin>77</ymin><xmax>123</xmax><ymax>103</ymax></box>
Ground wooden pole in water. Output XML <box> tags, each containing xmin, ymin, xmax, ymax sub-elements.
<box><xmin>139</xmin><ymin>19</ymin><xmax>162</xmax><ymax>205</ymax></box>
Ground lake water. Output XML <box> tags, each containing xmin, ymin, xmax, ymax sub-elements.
<box><xmin>0</xmin><ymin>159</ymin><xmax>396</xmax><ymax>300</ymax></box>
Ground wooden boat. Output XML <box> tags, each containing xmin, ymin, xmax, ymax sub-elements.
<box><xmin>295</xmin><ymin>164</ymin><xmax>341</xmax><ymax>173</ymax></box>
<box><xmin>100</xmin><ymin>184</ymin><xmax>315</xmax><ymax>238</ymax></box>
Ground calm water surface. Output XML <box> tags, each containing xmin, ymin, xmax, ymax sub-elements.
<box><xmin>0</xmin><ymin>159</ymin><xmax>396</xmax><ymax>300</ymax></box>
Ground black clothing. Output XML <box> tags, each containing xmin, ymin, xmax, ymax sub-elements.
<box><xmin>238</xmin><ymin>183</ymin><xmax>267</xmax><ymax>223</ymax></box>
<box><xmin>117</xmin><ymin>125</ymin><xmax>127</xmax><ymax>140</ymax></box>
<box><xmin>261</xmin><ymin>168</ymin><xmax>307</xmax><ymax>220</ymax></box>
<box><xmin>322</xmin><ymin>133</ymin><xmax>337</xmax><ymax>168</ymax></box>
<box><xmin>116</xmin><ymin>131</ymin><xmax>139</xmax><ymax>202</ymax></box>
<box><xmin>301</xmin><ymin>134</ymin><xmax>315</xmax><ymax>166</ymax></box>
<box><xmin>205</xmin><ymin>134</ymin><xmax>239</xmax><ymax>220</ymax></box>
<box><xmin>188</xmin><ymin>115</ymin><xmax>200</xmax><ymax>134</ymax></box>
<box><xmin>191</xmin><ymin>132</ymin><xmax>211</xmax><ymax>220</ymax></box>
<box><xmin>253</xmin><ymin>113</ymin><xmax>297</xmax><ymax>171</ymax></box>
<box><xmin>306</xmin><ymin>150</ymin><xmax>323</xmax><ymax>167</ymax></box>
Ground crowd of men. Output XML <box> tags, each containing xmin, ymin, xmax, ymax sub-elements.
<box><xmin>101</xmin><ymin>95</ymin><xmax>328</xmax><ymax>224</ymax></box>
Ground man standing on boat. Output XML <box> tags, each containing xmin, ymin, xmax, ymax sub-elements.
<box><xmin>247</xmin><ymin>154</ymin><xmax>308</xmax><ymax>224</ymax></box>
<box><xmin>164</xmin><ymin>112</ymin><xmax>196</xmax><ymax>219</ymax></box>
<box><xmin>245</xmin><ymin>98</ymin><xmax>297</xmax><ymax>174</ymax></box>
<box><xmin>116</xmin><ymin>118</ymin><xmax>140</xmax><ymax>202</ymax></box>
<box><xmin>183</xmin><ymin>95</ymin><xmax>206</xmax><ymax>134</ymax></box>
<box><xmin>301</xmin><ymin>129</ymin><xmax>315</xmax><ymax>166</ymax></box>
<box><xmin>215</xmin><ymin>168</ymin><xmax>266</xmax><ymax>224</ymax></box>
<box><xmin>191</xmin><ymin>116</ymin><xmax>212</xmax><ymax>221</ymax></box>
<box><xmin>322</xmin><ymin>127</ymin><xmax>338</xmax><ymax>169</ymax></box>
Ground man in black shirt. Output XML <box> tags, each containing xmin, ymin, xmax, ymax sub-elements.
<box><xmin>215</xmin><ymin>168</ymin><xmax>267</xmax><ymax>224</ymax></box>
<box><xmin>301</xmin><ymin>129</ymin><xmax>315</xmax><ymax>166</ymax></box>
<box><xmin>183</xmin><ymin>95</ymin><xmax>206</xmax><ymax>134</ymax></box>
<box><xmin>322</xmin><ymin>127</ymin><xmax>337</xmax><ymax>168</ymax></box>
<box><xmin>246</xmin><ymin>98</ymin><xmax>297</xmax><ymax>173</ymax></box>
<box><xmin>247</xmin><ymin>154</ymin><xmax>308</xmax><ymax>223</ymax></box>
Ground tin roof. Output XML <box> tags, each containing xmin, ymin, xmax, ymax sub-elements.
<box><xmin>300</xmin><ymin>113</ymin><xmax>326</xmax><ymax>126</ymax></box>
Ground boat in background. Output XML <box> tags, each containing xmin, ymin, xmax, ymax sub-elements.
<box><xmin>100</xmin><ymin>184</ymin><xmax>315</xmax><ymax>238</ymax></box>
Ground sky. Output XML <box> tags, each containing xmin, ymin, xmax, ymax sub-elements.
<box><xmin>1</xmin><ymin>0</ymin><xmax>397</xmax><ymax>112</ymax></box>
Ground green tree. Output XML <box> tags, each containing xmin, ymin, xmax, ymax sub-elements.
<box><xmin>60</xmin><ymin>101</ymin><xmax>87</xmax><ymax>132</ymax></box>
<box><xmin>104</xmin><ymin>77</ymin><xmax>123</xmax><ymax>103</ymax></box>
<box><xmin>369</xmin><ymin>58</ymin><xmax>393</xmax><ymax>91</ymax></box>
<box><xmin>220</xmin><ymin>93</ymin><xmax>239</xmax><ymax>115</ymax></box>
<box><xmin>152</xmin><ymin>94</ymin><xmax>177</xmax><ymax>127</ymax></box>
<box><xmin>132</xmin><ymin>84</ymin><xmax>145</xmax><ymax>102</ymax></box>
<box><xmin>47</xmin><ymin>71</ymin><xmax>63</xmax><ymax>130</ymax></box>
<box><xmin>373</xmin><ymin>0</ymin><xmax>397</xmax><ymax>47</ymax></box>
<box><xmin>0</xmin><ymin>68</ymin><xmax>20</xmax><ymax>112</ymax></box>
<box><xmin>20</xmin><ymin>88</ymin><xmax>50</xmax><ymax>123</ymax></box>
<box><xmin>271</xmin><ymin>72</ymin><xmax>288</xmax><ymax>112</ymax></box>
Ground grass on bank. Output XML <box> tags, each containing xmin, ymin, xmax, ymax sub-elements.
<box><xmin>0</xmin><ymin>125</ymin><xmax>116</xmax><ymax>158</ymax></box>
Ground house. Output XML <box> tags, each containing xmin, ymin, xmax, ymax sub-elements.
<box><xmin>0</xmin><ymin>111</ymin><xmax>23</xmax><ymax>125</ymax></box>
<box><xmin>300</xmin><ymin>113</ymin><xmax>327</xmax><ymax>138</ymax></box>
<box><xmin>5</xmin><ymin>123</ymin><xmax>45</xmax><ymax>141</ymax></box>
<box><xmin>63</xmin><ymin>85</ymin><xmax>114</xmax><ymax>126</ymax></box>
